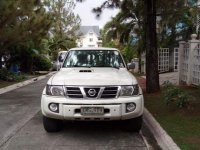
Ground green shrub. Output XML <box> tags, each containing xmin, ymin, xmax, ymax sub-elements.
<box><xmin>162</xmin><ymin>81</ymin><xmax>190</xmax><ymax>108</ymax></box>
<box><xmin>0</xmin><ymin>68</ymin><xmax>9</xmax><ymax>80</ymax></box>
<box><xmin>33</xmin><ymin>55</ymin><xmax>52</xmax><ymax>71</ymax></box>
<box><xmin>0</xmin><ymin>68</ymin><xmax>26</xmax><ymax>82</ymax></box>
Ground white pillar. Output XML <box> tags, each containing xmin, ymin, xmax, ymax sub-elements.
<box><xmin>132</xmin><ymin>58</ymin><xmax>139</xmax><ymax>73</ymax></box>
<box><xmin>178</xmin><ymin>41</ymin><xmax>186</xmax><ymax>85</ymax></box>
<box><xmin>187</xmin><ymin>34</ymin><xmax>199</xmax><ymax>85</ymax></box>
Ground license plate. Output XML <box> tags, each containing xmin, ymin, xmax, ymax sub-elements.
<box><xmin>81</xmin><ymin>107</ymin><xmax>104</xmax><ymax>115</ymax></box>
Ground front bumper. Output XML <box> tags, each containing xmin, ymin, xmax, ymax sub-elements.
<box><xmin>41</xmin><ymin>94</ymin><xmax>144</xmax><ymax>121</ymax></box>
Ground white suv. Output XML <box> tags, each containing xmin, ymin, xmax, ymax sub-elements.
<box><xmin>41</xmin><ymin>47</ymin><xmax>144</xmax><ymax>132</ymax></box>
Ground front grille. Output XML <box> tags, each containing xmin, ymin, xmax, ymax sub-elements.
<box><xmin>101</xmin><ymin>87</ymin><xmax>118</xmax><ymax>99</ymax></box>
<box><xmin>65</xmin><ymin>86</ymin><xmax>118</xmax><ymax>99</ymax></box>
<box><xmin>84</xmin><ymin>88</ymin><xmax>100</xmax><ymax>98</ymax></box>
<box><xmin>66</xmin><ymin>87</ymin><xmax>83</xmax><ymax>98</ymax></box>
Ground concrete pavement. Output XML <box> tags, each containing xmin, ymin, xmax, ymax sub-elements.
<box><xmin>2</xmin><ymin>113</ymin><xmax>148</xmax><ymax>150</ymax></box>
<box><xmin>142</xmin><ymin>72</ymin><xmax>179</xmax><ymax>86</ymax></box>
<box><xmin>0</xmin><ymin>75</ymin><xmax>158</xmax><ymax>150</ymax></box>
<box><xmin>0</xmin><ymin>77</ymin><xmax>49</xmax><ymax>147</ymax></box>
<box><xmin>159</xmin><ymin>72</ymin><xmax>178</xmax><ymax>85</ymax></box>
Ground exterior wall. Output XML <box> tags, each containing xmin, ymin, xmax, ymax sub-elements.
<box><xmin>77</xmin><ymin>32</ymin><xmax>99</xmax><ymax>47</ymax></box>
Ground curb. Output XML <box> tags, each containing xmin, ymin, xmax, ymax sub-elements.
<box><xmin>0</xmin><ymin>72</ymin><xmax>55</xmax><ymax>95</ymax></box>
<box><xmin>143</xmin><ymin>108</ymin><xmax>180</xmax><ymax>150</ymax></box>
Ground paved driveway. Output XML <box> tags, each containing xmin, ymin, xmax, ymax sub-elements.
<box><xmin>0</xmin><ymin>77</ymin><xmax>155</xmax><ymax>150</ymax></box>
<box><xmin>2</xmin><ymin>113</ymin><xmax>148</xmax><ymax>150</ymax></box>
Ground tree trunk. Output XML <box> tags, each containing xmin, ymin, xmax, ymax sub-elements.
<box><xmin>144</xmin><ymin>0</ymin><xmax>160</xmax><ymax>93</ymax></box>
<box><xmin>0</xmin><ymin>54</ymin><xmax>2</xmax><ymax>69</ymax></box>
<box><xmin>138</xmin><ymin>50</ymin><xmax>141</xmax><ymax>73</ymax></box>
<box><xmin>0</xmin><ymin>51</ymin><xmax>3</xmax><ymax>69</ymax></box>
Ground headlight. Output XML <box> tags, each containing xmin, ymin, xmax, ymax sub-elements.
<box><xmin>120</xmin><ymin>84</ymin><xmax>139</xmax><ymax>96</ymax></box>
<box><xmin>46</xmin><ymin>85</ymin><xmax>64</xmax><ymax>96</ymax></box>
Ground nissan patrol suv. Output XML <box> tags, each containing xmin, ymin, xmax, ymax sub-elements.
<box><xmin>41</xmin><ymin>47</ymin><xmax>144</xmax><ymax>132</ymax></box>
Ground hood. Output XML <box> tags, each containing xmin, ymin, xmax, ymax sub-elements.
<box><xmin>48</xmin><ymin>68</ymin><xmax>137</xmax><ymax>86</ymax></box>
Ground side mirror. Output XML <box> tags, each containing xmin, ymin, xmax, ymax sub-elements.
<box><xmin>127</xmin><ymin>63</ymin><xmax>135</xmax><ymax>70</ymax></box>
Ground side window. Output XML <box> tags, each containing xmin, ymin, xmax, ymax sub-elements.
<box><xmin>89</xmin><ymin>38</ymin><xmax>93</xmax><ymax>42</ymax></box>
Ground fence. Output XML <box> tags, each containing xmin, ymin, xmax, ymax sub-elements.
<box><xmin>179</xmin><ymin>34</ymin><xmax>200</xmax><ymax>86</ymax></box>
<box><xmin>141</xmin><ymin>48</ymin><xmax>178</xmax><ymax>74</ymax></box>
<box><xmin>174</xmin><ymin>48</ymin><xmax>179</xmax><ymax>71</ymax></box>
<box><xmin>158</xmin><ymin>48</ymin><xmax>170</xmax><ymax>73</ymax></box>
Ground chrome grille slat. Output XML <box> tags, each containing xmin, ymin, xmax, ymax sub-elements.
<box><xmin>65</xmin><ymin>86</ymin><xmax>119</xmax><ymax>99</ymax></box>
<box><xmin>66</xmin><ymin>87</ymin><xmax>83</xmax><ymax>98</ymax></box>
<box><xmin>103</xmin><ymin>90</ymin><xmax>117</xmax><ymax>91</ymax></box>
<box><xmin>101</xmin><ymin>87</ymin><xmax>118</xmax><ymax>99</ymax></box>
<box><xmin>67</xmin><ymin>94</ymin><xmax>82</xmax><ymax>95</ymax></box>
<box><xmin>67</xmin><ymin>90</ymin><xmax>81</xmax><ymax>91</ymax></box>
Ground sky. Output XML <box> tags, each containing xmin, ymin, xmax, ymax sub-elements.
<box><xmin>74</xmin><ymin>0</ymin><xmax>119</xmax><ymax>29</ymax></box>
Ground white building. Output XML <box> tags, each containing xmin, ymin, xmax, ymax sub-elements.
<box><xmin>76</xmin><ymin>26</ymin><xmax>102</xmax><ymax>47</ymax></box>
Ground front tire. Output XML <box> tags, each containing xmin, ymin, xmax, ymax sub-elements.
<box><xmin>43</xmin><ymin>116</ymin><xmax>63</xmax><ymax>132</ymax></box>
<box><xmin>123</xmin><ymin>116</ymin><xmax>143</xmax><ymax>132</ymax></box>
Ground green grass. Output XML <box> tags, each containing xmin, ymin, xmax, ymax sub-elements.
<box><xmin>0</xmin><ymin>80</ymin><xmax>19</xmax><ymax>88</ymax></box>
<box><xmin>144</xmin><ymin>87</ymin><xmax>200</xmax><ymax>150</ymax></box>
<box><xmin>0</xmin><ymin>73</ymin><xmax>41</xmax><ymax>89</ymax></box>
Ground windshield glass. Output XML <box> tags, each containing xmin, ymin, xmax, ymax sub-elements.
<box><xmin>63</xmin><ymin>50</ymin><xmax>125</xmax><ymax>68</ymax></box>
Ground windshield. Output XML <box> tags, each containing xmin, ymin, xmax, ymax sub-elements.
<box><xmin>63</xmin><ymin>50</ymin><xmax>125</xmax><ymax>68</ymax></box>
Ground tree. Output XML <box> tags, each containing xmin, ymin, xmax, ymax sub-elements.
<box><xmin>46</xmin><ymin>0</ymin><xmax>81</xmax><ymax>59</ymax></box>
<box><xmin>76</xmin><ymin>0</ymin><xmax>198</xmax><ymax>93</ymax></box>
<box><xmin>76</xmin><ymin>0</ymin><xmax>159</xmax><ymax>93</ymax></box>
<box><xmin>144</xmin><ymin>0</ymin><xmax>160</xmax><ymax>92</ymax></box>
<box><xmin>0</xmin><ymin>0</ymin><xmax>53</xmax><ymax>70</ymax></box>
<box><xmin>102</xmin><ymin>0</ymin><xmax>145</xmax><ymax>72</ymax></box>
<box><xmin>77</xmin><ymin>0</ymin><xmax>160</xmax><ymax>93</ymax></box>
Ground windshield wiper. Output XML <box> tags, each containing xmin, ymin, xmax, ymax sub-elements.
<box><xmin>95</xmin><ymin>65</ymin><xmax>119</xmax><ymax>69</ymax></box>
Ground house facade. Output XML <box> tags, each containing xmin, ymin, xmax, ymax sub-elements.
<box><xmin>76</xmin><ymin>26</ymin><xmax>102</xmax><ymax>47</ymax></box>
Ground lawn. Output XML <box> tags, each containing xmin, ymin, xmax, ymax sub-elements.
<box><xmin>0</xmin><ymin>73</ymin><xmax>42</xmax><ymax>89</ymax></box>
<box><xmin>0</xmin><ymin>80</ymin><xmax>19</xmax><ymax>88</ymax></box>
<box><xmin>144</xmin><ymin>86</ymin><xmax>200</xmax><ymax>150</ymax></box>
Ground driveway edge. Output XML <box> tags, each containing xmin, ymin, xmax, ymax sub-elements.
<box><xmin>143</xmin><ymin>108</ymin><xmax>180</xmax><ymax>150</ymax></box>
<box><xmin>0</xmin><ymin>72</ymin><xmax>55</xmax><ymax>95</ymax></box>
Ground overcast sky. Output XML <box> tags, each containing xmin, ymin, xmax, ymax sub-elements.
<box><xmin>74</xmin><ymin>0</ymin><xmax>119</xmax><ymax>29</ymax></box>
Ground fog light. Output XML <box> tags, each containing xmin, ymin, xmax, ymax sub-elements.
<box><xmin>126</xmin><ymin>103</ymin><xmax>136</xmax><ymax>113</ymax></box>
<box><xmin>49</xmin><ymin>103</ymin><xmax>59</xmax><ymax>113</ymax></box>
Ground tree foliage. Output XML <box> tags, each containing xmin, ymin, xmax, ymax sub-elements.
<box><xmin>0</xmin><ymin>0</ymin><xmax>53</xmax><ymax>71</ymax></box>
<box><xmin>45</xmin><ymin>0</ymin><xmax>81</xmax><ymax>59</ymax></box>
<box><xmin>95</xmin><ymin>0</ymin><xmax>199</xmax><ymax>93</ymax></box>
<box><xmin>0</xmin><ymin>0</ymin><xmax>52</xmax><ymax>54</ymax></box>
<box><xmin>0</xmin><ymin>0</ymin><xmax>80</xmax><ymax>72</ymax></box>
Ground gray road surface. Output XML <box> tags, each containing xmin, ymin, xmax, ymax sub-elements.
<box><xmin>0</xmin><ymin>77</ymin><xmax>154</xmax><ymax>150</ymax></box>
